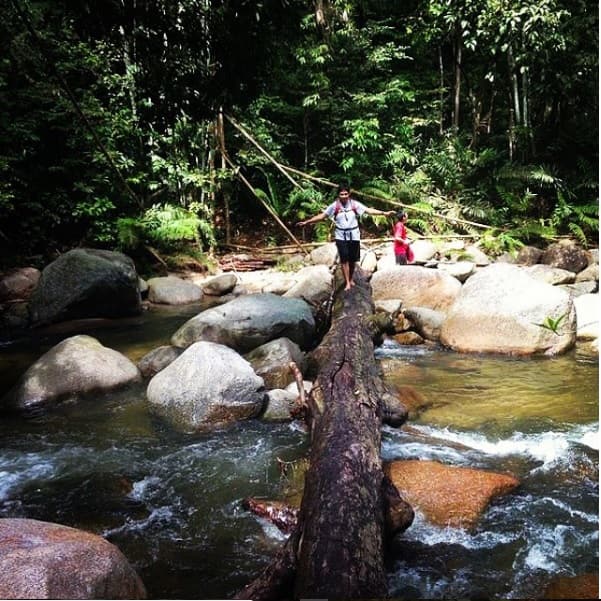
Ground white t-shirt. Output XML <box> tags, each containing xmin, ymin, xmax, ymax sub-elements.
<box><xmin>324</xmin><ymin>198</ymin><xmax>367</xmax><ymax>241</ymax></box>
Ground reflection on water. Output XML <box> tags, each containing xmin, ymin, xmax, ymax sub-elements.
<box><xmin>378</xmin><ymin>340</ymin><xmax>598</xmax><ymax>432</ymax></box>
<box><xmin>0</xmin><ymin>310</ymin><xmax>598</xmax><ymax>599</ymax></box>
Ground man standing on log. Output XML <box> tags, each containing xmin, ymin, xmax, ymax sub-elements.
<box><xmin>297</xmin><ymin>183</ymin><xmax>394</xmax><ymax>290</ymax></box>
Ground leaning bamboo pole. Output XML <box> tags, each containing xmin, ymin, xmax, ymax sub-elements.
<box><xmin>225</xmin><ymin>113</ymin><xmax>302</xmax><ymax>190</ymax></box>
<box><xmin>222</xmin><ymin>152</ymin><xmax>308</xmax><ymax>257</ymax></box>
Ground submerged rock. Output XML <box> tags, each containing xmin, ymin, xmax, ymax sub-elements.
<box><xmin>542</xmin><ymin>572</ymin><xmax>599</xmax><ymax>599</ymax></box>
<box><xmin>384</xmin><ymin>459</ymin><xmax>520</xmax><ymax>529</ymax></box>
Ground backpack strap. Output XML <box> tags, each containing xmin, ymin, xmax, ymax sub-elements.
<box><xmin>334</xmin><ymin>199</ymin><xmax>358</xmax><ymax>217</ymax></box>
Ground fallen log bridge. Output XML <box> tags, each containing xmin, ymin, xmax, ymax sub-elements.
<box><xmin>236</xmin><ymin>269</ymin><xmax>413</xmax><ymax>600</ymax></box>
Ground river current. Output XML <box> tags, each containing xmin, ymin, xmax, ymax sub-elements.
<box><xmin>0</xmin><ymin>304</ymin><xmax>598</xmax><ymax>599</ymax></box>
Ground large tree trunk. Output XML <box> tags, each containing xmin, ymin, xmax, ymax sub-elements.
<box><xmin>236</xmin><ymin>269</ymin><xmax>411</xmax><ymax>600</ymax></box>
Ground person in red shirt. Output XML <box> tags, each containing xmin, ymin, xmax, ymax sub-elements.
<box><xmin>392</xmin><ymin>210</ymin><xmax>412</xmax><ymax>265</ymax></box>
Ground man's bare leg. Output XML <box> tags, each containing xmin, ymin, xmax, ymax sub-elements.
<box><xmin>349</xmin><ymin>261</ymin><xmax>356</xmax><ymax>286</ymax></box>
<box><xmin>341</xmin><ymin>262</ymin><xmax>352</xmax><ymax>290</ymax></box>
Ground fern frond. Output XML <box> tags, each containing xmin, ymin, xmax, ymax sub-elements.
<box><xmin>568</xmin><ymin>223</ymin><xmax>588</xmax><ymax>246</ymax></box>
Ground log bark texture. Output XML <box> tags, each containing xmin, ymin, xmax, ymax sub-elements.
<box><xmin>237</xmin><ymin>268</ymin><xmax>401</xmax><ymax>599</ymax></box>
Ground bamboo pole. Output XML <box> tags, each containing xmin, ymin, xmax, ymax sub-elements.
<box><xmin>225</xmin><ymin>113</ymin><xmax>302</xmax><ymax>189</ymax></box>
<box><xmin>222</xmin><ymin>152</ymin><xmax>308</xmax><ymax>256</ymax></box>
<box><xmin>278</xmin><ymin>164</ymin><xmax>491</xmax><ymax>231</ymax></box>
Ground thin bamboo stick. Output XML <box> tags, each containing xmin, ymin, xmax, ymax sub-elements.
<box><xmin>225</xmin><ymin>113</ymin><xmax>302</xmax><ymax>189</ymax></box>
<box><xmin>222</xmin><ymin>152</ymin><xmax>308</xmax><ymax>257</ymax></box>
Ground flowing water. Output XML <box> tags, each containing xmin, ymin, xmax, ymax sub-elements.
<box><xmin>0</xmin><ymin>305</ymin><xmax>598</xmax><ymax>599</ymax></box>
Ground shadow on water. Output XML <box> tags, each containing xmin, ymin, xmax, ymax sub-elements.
<box><xmin>0</xmin><ymin>310</ymin><xmax>598</xmax><ymax>599</ymax></box>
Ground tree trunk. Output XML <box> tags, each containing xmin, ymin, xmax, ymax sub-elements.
<box><xmin>438</xmin><ymin>45</ymin><xmax>445</xmax><ymax>134</ymax></box>
<box><xmin>235</xmin><ymin>269</ymin><xmax>411</xmax><ymax>600</ymax></box>
<box><xmin>453</xmin><ymin>23</ymin><xmax>462</xmax><ymax>130</ymax></box>
<box><xmin>508</xmin><ymin>45</ymin><xmax>521</xmax><ymax>126</ymax></box>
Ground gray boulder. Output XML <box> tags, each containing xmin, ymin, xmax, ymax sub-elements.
<box><xmin>0</xmin><ymin>518</ymin><xmax>146</xmax><ymax>599</ymax></box>
<box><xmin>147</xmin><ymin>276</ymin><xmax>202</xmax><ymax>305</ymax></box>
<box><xmin>440</xmin><ymin>263</ymin><xmax>576</xmax><ymax>355</ymax></box>
<box><xmin>245</xmin><ymin>337</ymin><xmax>305</xmax><ymax>390</ymax></box>
<box><xmin>516</xmin><ymin>245</ymin><xmax>543</xmax><ymax>265</ymax></box>
<box><xmin>137</xmin><ymin>345</ymin><xmax>183</xmax><ymax>378</ymax></box>
<box><xmin>525</xmin><ymin>264</ymin><xmax>576</xmax><ymax>285</ymax></box>
<box><xmin>436</xmin><ymin>261</ymin><xmax>475</xmax><ymax>283</ymax></box>
<box><xmin>574</xmin><ymin>294</ymin><xmax>599</xmax><ymax>340</ymax></box>
<box><xmin>310</xmin><ymin>242</ymin><xmax>338</xmax><ymax>266</ymax></box>
<box><xmin>371</xmin><ymin>266</ymin><xmax>462</xmax><ymax>313</ymax></box>
<box><xmin>28</xmin><ymin>249</ymin><xmax>141</xmax><ymax>326</ymax></box>
<box><xmin>171</xmin><ymin>293</ymin><xmax>316</xmax><ymax>352</ymax></box>
<box><xmin>147</xmin><ymin>341</ymin><xmax>265</xmax><ymax>432</ymax></box>
<box><xmin>283</xmin><ymin>265</ymin><xmax>333</xmax><ymax>306</ymax></box>
<box><xmin>261</xmin><ymin>388</ymin><xmax>299</xmax><ymax>421</ymax></box>
<box><xmin>2</xmin><ymin>335</ymin><xmax>141</xmax><ymax>412</ymax></box>
<box><xmin>403</xmin><ymin>307</ymin><xmax>445</xmax><ymax>342</ymax></box>
<box><xmin>201</xmin><ymin>273</ymin><xmax>238</xmax><ymax>296</ymax></box>
<box><xmin>575</xmin><ymin>263</ymin><xmax>599</xmax><ymax>283</ymax></box>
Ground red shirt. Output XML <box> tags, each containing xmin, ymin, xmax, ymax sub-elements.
<box><xmin>393</xmin><ymin>221</ymin><xmax>409</xmax><ymax>255</ymax></box>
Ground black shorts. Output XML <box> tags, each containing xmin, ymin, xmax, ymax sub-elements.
<box><xmin>395</xmin><ymin>253</ymin><xmax>408</xmax><ymax>265</ymax></box>
<box><xmin>336</xmin><ymin>239</ymin><xmax>360</xmax><ymax>263</ymax></box>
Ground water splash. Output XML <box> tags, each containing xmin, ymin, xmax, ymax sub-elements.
<box><xmin>383</xmin><ymin>422</ymin><xmax>599</xmax><ymax>470</ymax></box>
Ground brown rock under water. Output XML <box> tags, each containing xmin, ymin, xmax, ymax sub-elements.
<box><xmin>395</xmin><ymin>385</ymin><xmax>430</xmax><ymax>417</ymax></box>
<box><xmin>384</xmin><ymin>459</ymin><xmax>520</xmax><ymax>529</ymax></box>
<box><xmin>542</xmin><ymin>572</ymin><xmax>599</xmax><ymax>599</ymax></box>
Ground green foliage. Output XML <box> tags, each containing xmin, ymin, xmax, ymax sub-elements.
<box><xmin>534</xmin><ymin>313</ymin><xmax>567</xmax><ymax>335</ymax></box>
<box><xmin>479</xmin><ymin>229</ymin><xmax>524</xmax><ymax>255</ymax></box>
<box><xmin>0</xmin><ymin>0</ymin><xmax>597</xmax><ymax>261</ymax></box>
<box><xmin>117</xmin><ymin>203</ymin><xmax>214</xmax><ymax>254</ymax></box>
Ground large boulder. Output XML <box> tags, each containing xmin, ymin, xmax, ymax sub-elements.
<box><xmin>436</xmin><ymin>260</ymin><xmax>475</xmax><ymax>283</ymax></box>
<box><xmin>541</xmin><ymin>241</ymin><xmax>589</xmax><ymax>273</ymax></box>
<box><xmin>310</xmin><ymin>242</ymin><xmax>338</xmax><ymax>266</ymax></box>
<box><xmin>0</xmin><ymin>518</ymin><xmax>146</xmax><ymax>599</ymax></box>
<box><xmin>283</xmin><ymin>264</ymin><xmax>333</xmax><ymax>306</ymax></box>
<box><xmin>440</xmin><ymin>263</ymin><xmax>576</xmax><ymax>355</ymax></box>
<box><xmin>146</xmin><ymin>341</ymin><xmax>265</xmax><ymax>431</ymax></box>
<box><xmin>515</xmin><ymin>245</ymin><xmax>543</xmax><ymax>266</ymax></box>
<box><xmin>170</xmin><ymin>293</ymin><xmax>316</xmax><ymax>352</ymax></box>
<box><xmin>525</xmin><ymin>264</ymin><xmax>575</xmax><ymax>285</ymax></box>
<box><xmin>28</xmin><ymin>249</ymin><xmax>141</xmax><ymax>326</ymax></box>
<box><xmin>410</xmin><ymin>239</ymin><xmax>438</xmax><ymax>263</ymax></box>
<box><xmin>371</xmin><ymin>266</ymin><xmax>462</xmax><ymax>313</ymax></box>
<box><xmin>2</xmin><ymin>335</ymin><xmax>141</xmax><ymax>412</ymax></box>
<box><xmin>147</xmin><ymin>276</ymin><xmax>202</xmax><ymax>305</ymax></box>
<box><xmin>385</xmin><ymin>460</ymin><xmax>519</xmax><ymax>529</ymax></box>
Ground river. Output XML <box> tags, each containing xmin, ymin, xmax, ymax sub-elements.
<box><xmin>0</xmin><ymin>304</ymin><xmax>598</xmax><ymax>599</ymax></box>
